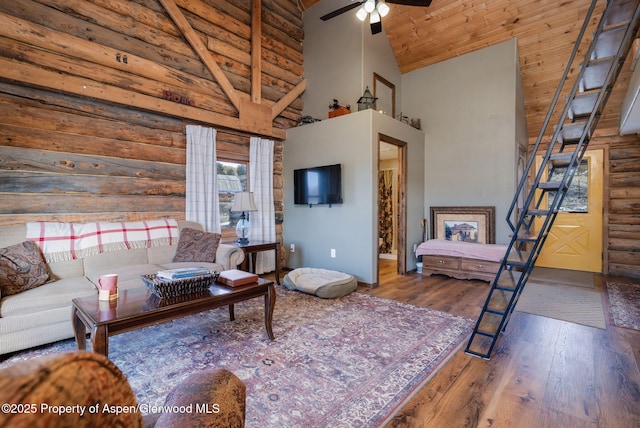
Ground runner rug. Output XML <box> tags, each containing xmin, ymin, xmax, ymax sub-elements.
<box><xmin>604</xmin><ymin>281</ymin><xmax>640</xmax><ymax>331</ymax></box>
<box><xmin>0</xmin><ymin>287</ymin><xmax>473</xmax><ymax>427</ymax></box>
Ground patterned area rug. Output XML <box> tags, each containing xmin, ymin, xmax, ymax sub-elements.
<box><xmin>0</xmin><ymin>287</ymin><xmax>472</xmax><ymax>427</ymax></box>
<box><xmin>604</xmin><ymin>281</ymin><xmax>640</xmax><ymax>331</ymax></box>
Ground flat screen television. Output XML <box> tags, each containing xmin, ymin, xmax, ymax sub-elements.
<box><xmin>294</xmin><ymin>164</ymin><xmax>342</xmax><ymax>206</ymax></box>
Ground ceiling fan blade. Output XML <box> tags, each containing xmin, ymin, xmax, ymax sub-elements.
<box><xmin>371</xmin><ymin>21</ymin><xmax>383</xmax><ymax>35</ymax></box>
<box><xmin>320</xmin><ymin>2</ymin><xmax>363</xmax><ymax>21</ymax></box>
<box><xmin>386</xmin><ymin>0</ymin><xmax>433</xmax><ymax>6</ymax></box>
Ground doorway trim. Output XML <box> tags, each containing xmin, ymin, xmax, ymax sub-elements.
<box><xmin>378</xmin><ymin>133</ymin><xmax>407</xmax><ymax>279</ymax></box>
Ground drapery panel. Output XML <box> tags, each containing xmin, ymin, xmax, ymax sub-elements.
<box><xmin>249</xmin><ymin>137</ymin><xmax>275</xmax><ymax>274</ymax></box>
<box><xmin>379</xmin><ymin>170</ymin><xmax>394</xmax><ymax>253</ymax></box>
<box><xmin>185</xmin><ymin>125</ymin><xmax>221</xmax><ymax>234</ymax></box>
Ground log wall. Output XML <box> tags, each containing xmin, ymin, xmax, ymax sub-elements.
<box><xmin>533</xmin><ymin>132</ymin><xmax>640</xmax><ymax>278</ymax></box>
<box><xmin>605</xmin><ymin>133</ymin><xmax>640</xmax><ymax>277</ymax></box>
<box><xmin>0</xmin><ymin>0</ymin><xmax>302</xmax><ymax>260</ymax></box>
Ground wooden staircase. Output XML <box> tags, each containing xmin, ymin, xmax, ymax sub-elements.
<box><xmin>465</xmin><ymin>0</ymin><xmax>640</xmax><ymax>360</ymax></box>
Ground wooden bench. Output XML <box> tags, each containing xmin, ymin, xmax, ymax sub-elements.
<box><xmin>416</xmin><ymin>240</ymin><xmax>509</xmax><ymax>282</ymax></box>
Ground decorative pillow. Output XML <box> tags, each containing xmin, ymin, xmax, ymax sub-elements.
<box><xmin>0</xmin><ymin>241</ymin><xmax>51</xmax><ymax>297</ymax></box>
<box><xmin>172</xmin><ymin>228</ymin><xmax>221</xmax><ymax>263</ymax></box>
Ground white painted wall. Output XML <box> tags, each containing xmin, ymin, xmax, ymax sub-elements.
<box><xmin>293</xmin><ymin>5</ymin><xmax>527</xmax><ymax>280</ymax></box>
<box><xmin>302</xmin><ymin>1</ymin><xmax>402</xmax><ymax>120</ymax></box>
<box><xmin>401</xmin><ymin>39</ymin><xmax>526</xmax><ymax>244</ymax></box>
<box><xmin>284</xmin><ymin>110</ymin><xmax>424</xmax><ymax>284</ymax></box>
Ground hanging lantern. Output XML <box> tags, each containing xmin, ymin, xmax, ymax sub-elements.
<box><xmin>357</xmin><ymin>86</ymin><xmax>378</xmax><ymax>111</ymax></box>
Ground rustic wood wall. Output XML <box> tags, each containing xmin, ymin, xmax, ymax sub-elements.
<box><xmin>0</xmin><ymin>0</ymin><xmax>302</xmax><ymax>258</ymax></box>
<box><xmin>534</xmin><ymin>131</ymin><xmax>640</xmax><ymax>278</ymax></box>
<box><xmin>605</xmin><ymin>133</ymin><xmax>640</xmax><ymax>277</ymax></box>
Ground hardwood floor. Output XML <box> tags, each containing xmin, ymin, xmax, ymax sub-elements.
<box><xmin>360</xmin><ymin>259</ymin><xmax>640</xmax><ymax>427</ymax></box>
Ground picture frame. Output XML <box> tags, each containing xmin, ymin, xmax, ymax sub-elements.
<box><xmin>430</xmin><ymin>206</ymin><xmax>496</xmax><ymax>244</ymax></box>
<box><xmin>373</xmin><ymin>72</ymin><xmax>395</xmax><ymax>118</ymax></box>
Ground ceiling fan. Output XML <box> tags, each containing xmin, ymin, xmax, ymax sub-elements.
<box><xmin>320</xmin><ymin>0</ymin><xmax>432</xmax><ymax>35</ymax></box>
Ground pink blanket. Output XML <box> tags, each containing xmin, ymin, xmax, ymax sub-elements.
<box><xmin>416</xmin><ymin>239</ymin><xmax>508</xmax><ymax>262</ymax></box>
<box><xmin>26</xmin><ymin>219</ymin><xmax>179</xmax><ymax>262</ymax></box>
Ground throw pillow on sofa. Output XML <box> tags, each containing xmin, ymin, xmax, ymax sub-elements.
<box><xmin>173</xmin><ymin>228</ymin><xmax>221</xmax><ymax>263</ymax></box>
<box><xmin>0</xmin><ymin>241</ymin><xmax>51</xmax><ymax>296</ymax></box>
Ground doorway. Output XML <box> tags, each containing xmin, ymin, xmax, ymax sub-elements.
<box><xmin>378</xmin><ymin>135</ymin><xmax>407</xmax><ymax>280</ymax></box>
<box><xmin>535</xmin><ymin>149</ymin><xmax>603</xmax><ymax>272</ymax></box>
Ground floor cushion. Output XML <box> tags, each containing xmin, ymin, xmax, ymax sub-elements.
<box><xmin>283</xmin><ymin>267</ymin><xmax>357</xmax><ymax>298</ymax></box>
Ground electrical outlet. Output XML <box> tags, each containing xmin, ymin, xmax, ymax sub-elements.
<box><xmin>290</xmin><ymin>243</ymin><xmax>295</xmax><ymax>252</ymax></box>
<box><xmin>331</xmin><ymin>248</ymin><xmax>336</xmax><ymax>258</ymax></box>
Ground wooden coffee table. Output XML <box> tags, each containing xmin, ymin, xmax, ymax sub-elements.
<box><xmin>72</xmin><ymin>278</ymin><xmax>275</xmax><ymax>357</ymax></box>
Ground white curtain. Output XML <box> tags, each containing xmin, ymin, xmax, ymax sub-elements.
<box><xmin>185</xmin><ymin>125</ymin><xmax>220</xmax><ymax>233</ymax></box>
<box><xmin>249</xmin><ymin>137</ymin><xmax>275</xmax><ymax>273</ymax></box>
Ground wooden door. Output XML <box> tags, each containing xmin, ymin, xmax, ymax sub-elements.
<box><xmin>535</xmin><ymin>150</ymin><xmax>603</xmax><ymax>272</ymax></box>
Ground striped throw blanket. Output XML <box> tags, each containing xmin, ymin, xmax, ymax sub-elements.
<box><xmin>26</xmin><ymin>219</ymin><xmax>180</xmax><ymax>263</ymax></box>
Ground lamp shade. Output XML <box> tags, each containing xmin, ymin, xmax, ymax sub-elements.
<box><xmin>231</xmin><ymin>192</ymin><xmax>257</xmax><ymax>212</ymax></box>
<box><xmin>364</xmin><ymin>0</ymin><xmax>375</xmax><ymax>13</ymax></box>
<box><xmin>369</xmin><ymin>10</ymin><xmax>381</xmax><ymax>24</ymax></box>
<box><xmin>377</xmin><ymin>1</ymin><xmax>390</xmax><ymax>17</ymax></box>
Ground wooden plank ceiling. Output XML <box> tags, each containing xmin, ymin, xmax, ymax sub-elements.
<box><xmin>302</xmin><ymin>0</ymin><xmax>637</xmax><ymax>140</ymax></box>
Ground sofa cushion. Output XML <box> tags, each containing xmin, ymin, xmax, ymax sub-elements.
<box><xmin>86</xmin><ymin>264</ymin><xmax>161</xmax><ymax>292</ymax></box>
<box><xmin>160</xmin><ymin>261</ymin><xmax>224</xmax><ymax>273</ymax></box>
<box><xmin>0</xmin><ymin>241</ymin><xmax>51</xmax><ymax>297</ymax></box>
<box><xmin>83</xmin><ymin>248</ymin><xmax>149</xmax><ymax>278</ymax></box>
<box><xmin>147</xmin><ymin>243</ymin><xmax>178</xmax><ymax>265</ymax></box>
<box><xmin>1</xmin><ymin>277</ymin><xmax>96</xmax><ymax>318</ymax></box>
<box><xmin>172</xmin><ymin>228</ymin><xmax>221</xmax><ymax>263</ymax></box>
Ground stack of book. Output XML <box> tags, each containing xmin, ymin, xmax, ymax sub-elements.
<box><xmin>155</xmin><ymin>267</ymin><xmax>215</xmax><ymax>281</ymax></box>
<box><xmin>217</xmin><ymin>269</ymin><xmax>259</xmax><ymax>287</ymax></box>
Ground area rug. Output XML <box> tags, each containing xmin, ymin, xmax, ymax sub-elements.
<box><xmin>515</xmin><ymin>282</ymin><xmax>606</xmax><ymax>329</ymax></box>
<box><xmin>0</xmin><ymin>287</ymin><xmax>473</xmax><ymax>427</ymax></box>
<box><xmin>604</xmin><ymin>281</ymin><xmax>640</xmax><ymax>331</ymax></box>
<box><xmin>529</xmin><ymin>266</ymin><xmax>595</xmax><ymax>288</ymax></box>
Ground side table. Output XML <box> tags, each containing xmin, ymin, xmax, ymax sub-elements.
<box><xmin>224</xmin><ymin>240</ymin><xmax>281</xmax><ymax>285</ymax></box>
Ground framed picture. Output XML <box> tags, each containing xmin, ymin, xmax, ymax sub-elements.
<box><xmin>373</xmin><ymin>72</ymin><xmax>395</xmax><ymax>118</ymax></box>
<box><xmin>430</xmin><ymin>206</ymin><xmax>496</xmax><ymax>244</ymax></box>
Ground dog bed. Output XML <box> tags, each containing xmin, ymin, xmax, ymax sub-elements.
<box><xmin>283</xmin><ymin>268</ymin><xmax>357</xmax><ymax>298</ymax></box>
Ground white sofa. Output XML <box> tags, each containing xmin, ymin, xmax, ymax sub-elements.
<box><xmin>0</xmin><ymin>220</ymin><xmax>244</xmax><ymax>355</ymax></box>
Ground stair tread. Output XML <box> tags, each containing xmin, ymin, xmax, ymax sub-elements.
<box><xmin>537</xmin><ymin>181</ymin><xmax>566</xmax><ymax>191</ymax></box>
<box><xmin>549</xmin><ymin>153</ymin><xmax>577</xmax><ymax>167</ymax></box>
<box><xmin>506</xmin><ymin>251</ymin><xmax>532</xmax><ymax>265</ymax></box>
<box><xmin>467</xmin><ymin>0</ymin><xmax>637</xmax><ymax>360</ymax></box>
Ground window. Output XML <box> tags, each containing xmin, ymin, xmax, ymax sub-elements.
<box><xmin>217</xmin><ymin>160</ymin><xmax>248</xmax><ymax>231</ymax></box>
<box><xmin>548</xmin><ymin>160</ymin><xmax>588</xmax><ymax>213</ymax></box>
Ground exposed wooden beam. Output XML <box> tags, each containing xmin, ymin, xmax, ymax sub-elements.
<box><xmin>252</xmin><ymin>0</ymin><xmax>262</xmax><ymax>104</ymax></box>
<box><xmin>158</xmin><ymin>0</ymin><xmax>243</xmax><ymax>110</ymax></box>
<box><xmin>0</xmin><ymin>12</ymin><xmax>232</xmax><ymax>113</ymax></box>
<box><xmin>272</xmin><ymin>79</ymin><xmax>307</xmax><ymax>120</ymax></box>
<box><xmin>0</xmin><ymin>3</ymin><xmax>303</xmax><ymax>139</ymax></box>
<box><xmin>0</xmin><ymin>56</ymin><xmax>285</xmax><ymax>139</ymax></box>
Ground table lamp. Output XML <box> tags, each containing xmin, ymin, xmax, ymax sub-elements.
<box><xmin>231</xmin><ymin>192</ymin><xmax>257</xmax><ymax>245</ymax></box>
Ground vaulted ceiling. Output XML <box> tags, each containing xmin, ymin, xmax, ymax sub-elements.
<box><xmin>301</xmin><ymin>0</ymin><xmax>637</xmax><ymax>141</ymax></box>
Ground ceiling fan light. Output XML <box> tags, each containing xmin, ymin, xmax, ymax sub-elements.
<box><xmin>377</xmin><ymin>1</ymin><xmax>390</xmax><ymax>17</ymax></box>
<box><xmin>356</xmin><ymin>6</ymin><xmax>368</xmax><ymax>21</ymax></box>
<box><xmin>364</xmin><ymin>0</ymin><xmax>376</xmax><ymax>13</ymax></box>
<box><xmin>370</xmin><ymin>9</ymin><xmax>381</xmax><ymax>24</ymax></box>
